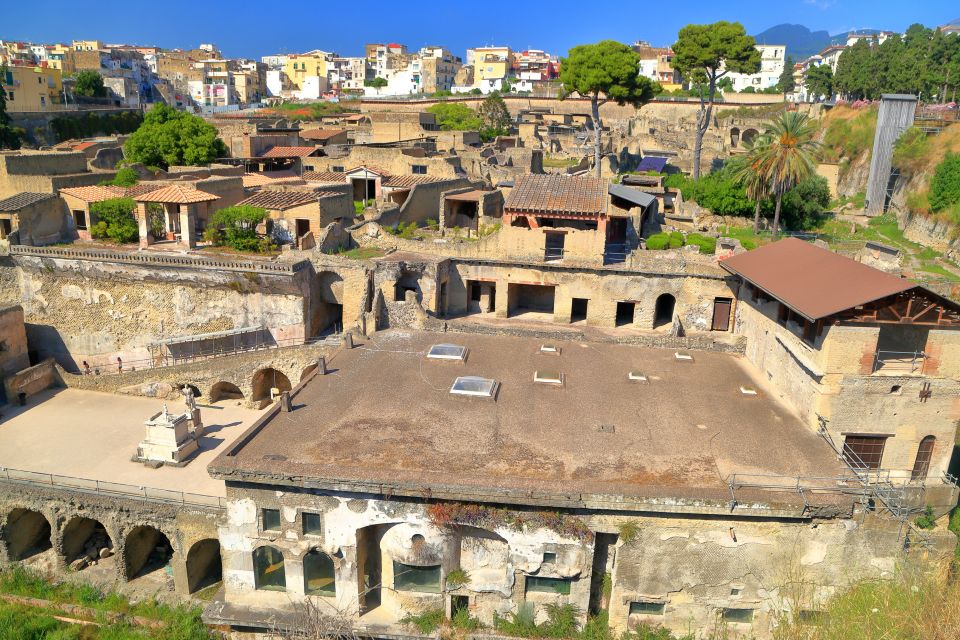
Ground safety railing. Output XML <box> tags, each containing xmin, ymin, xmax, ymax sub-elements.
<box><xmin>543</xmin><ymin>247</ymin><xmax>565</xmax><ymax>262</ymax></box>
<box><xmin>872</xmin><ymin>350</ymin><xmax>927</xmax><ymax>375</ymax></box>
<box><xmin>0</xmin><ymin>467</ymin><xmax>226</xmax><ymax>509</ymax></box>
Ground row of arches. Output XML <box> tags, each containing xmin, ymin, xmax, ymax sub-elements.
<box><xmin>205</xmin><ymin>364</ymin><xmax>321</xmax><ymax>404</ymax></box>
<box><xmin>1</xmin><ymin>509</ymin><xmax>222</xmax><ymax>594</ymax></box>
<box><xmin>253</xmin><ymin>546</ymin><xmax>336</xmax><ymax>596</ymax></box>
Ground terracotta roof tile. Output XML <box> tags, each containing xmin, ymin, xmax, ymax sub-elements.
<box><xmin>237</xmin><ymin>190</ymin><xmax>320</xmax><ymax>211</ymax></box>
<box><xmin>720</xmin><ymin>238</ymin><xmax>916</xmax><ymax>321</ymax></box>
<box><xmin>134</xmin><ymin>185</ymin><xmax>220</xmax><ymax>204</ymax></box>
<box><xmin>242</xmin><ymin>171</ymin><xmax>307</xmax><ymax>187</ymax></box>
<box><xmin>302</xmin><ymin>171</ymin><xmax>348</xmax><ymax>184</ymax></box>
<box><xmin>262</xmin><ymin>145</ymin><xmax>320</xmax><ymax>158</ymax></box>
<box><xmin>345</xmin><ymin>165</ymin><xmax>391</xmax><ymax>178</ymax></box>
<box><xmin>299</xmin><ymin>128</ymin><xmax>346</xmax><ymax>141</ymax></box>
<box><xmin>383</xmin><ymin>174</ymin><xmax>445</xmax><ymax>189</ymax></box>
<box><xmin>59</xmin><ymin>185</ymin><xmax>123</xmax><ymax>202</ymax></box>
<box><xmin>505</xmin><ymin>174</ymin><xmax>607</xmax><ymax>216</ymax></box>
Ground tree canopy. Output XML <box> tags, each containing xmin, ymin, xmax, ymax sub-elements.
<box><xmin>672</xmin><ymin>22</ymin><xmax>761</xmax><ymax>178</ymax></box>
<box><xmin>123</xmin><ymin>104</ymin><xmax>228</xmax><ymax>169</ymax></box>
<box><xmin>90</xmin><ymin>197</ymin><xmax>138</xmax><ymax>243</ymax></box>
<box><xmin>560</xmin><ymin>40</ymin><xmax>656</xmax><ymax>176</ymax></box>
<box><xmin>777</xmin><ymin>56</ymin><xmax>796</xmax><ymax>96</ymax></box>
<box><xmin>206</xmin><ymin>205</ymin><xmax>268</xmax><ymax>252</ymax></box>
<box><xmin>833</xmin><ymin>25</ymin><xmax>960</xmax><ymax>101</ymax></box>
<box><xmin>930</xmin><ymin>153</ymin><xmax>960</xmax><ymax>214</ymax></box>
<box><xmin>73</xmin><ymin>70</ymin><xmax>107</xmax><ymax>98</ymax></box>
<box><xmin>804</xmin><ymin>64</ymin><xmax>834</xmax><ymax>100</ymax></box>
<box><xmin>477</xmin><ymin>91</ymin><xmax>511</xmax><ymax>140</ymax></box>
<box><xmin>426</xmin><ymin>102</ymin><xmax>483</xmax><ymax>131</ymax></box>
<box><xmin>0</xmin><ymin>65</ymin><xmax>22</xmax><ymax>150</ymax></box>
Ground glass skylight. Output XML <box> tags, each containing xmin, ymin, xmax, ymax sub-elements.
<box><xmin>450</xmin><ymin>376</ymin><xmax>498</xmax><ymax>397</ymax></box>
<box><xmin>427</xmin><ymin>344</ymin><xmax>468</xmax><ymax>361</ymax></box>
<box><xmin>534</xmin><ymin>370</ymin><xmax>564</xmax><ymax>385</ymax></box>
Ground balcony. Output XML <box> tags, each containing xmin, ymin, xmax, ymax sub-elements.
<box><xmin>872</xmin><ymin>350</ymin><xmax>927</xmax><ymax>376</ymax></box>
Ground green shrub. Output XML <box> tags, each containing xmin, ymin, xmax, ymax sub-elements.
<box><xmin>208</xmin><ymin>205</ymin><xmax>267</xmax><ymax>252</ymax></box>
<box><xmin>445</xmin><ymin>568</ymin><xmax>471</xmax><ymax>589</ymax></box>
<box><xmin>451</xmin><ymin>605</ymin><xmax>484</xmax><ymax>630</ymax></box>
<box><xmin>915</xmin><ymin>505</ymin><xmax>937</xmax><ymax>530</ymax></box>
<box><xmin>89</xmin><ymin>197</ymin><xmax>138</xmax><ymax>243</ymax></box>
<box><xmin>668</xmin><ymin>231</ymin><xmax>684</xmax><ymax>249</ymax></box>
<box><xmin>685</xmin><ymin>233</ymin><xmax>717</xmax><ymax>255</ymax></box>
<box><xmin>892</xmin><ymin>126</ymin><xmax>930</xmax><ymax>172</ymax></box>
<box><xmin>930</xmin><ymin>153</ymin><xmax>960</xmax><ymax>213</ymax></box>
<box><xmin>426</xmin><ymin>102</ymin><xmax>483</xmax><ymax>131</ymax></box>
<box><xmin>645</xmin><ymin>233</ymin><xmax>670</xmax><ymax>250</ymax></box>
<box><xmin>400</xmin><ymin>608</ymin><xmax>444</xmax><ymax>633</ymax></box>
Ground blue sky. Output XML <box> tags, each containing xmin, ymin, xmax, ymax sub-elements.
<box><xmin>3</xmin><ymin>0</ymin><xmax>958</xmax><ymax>60</ymax></box>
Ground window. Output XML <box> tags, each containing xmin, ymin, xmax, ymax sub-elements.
<box><xmin>911</xmin><ymin>436</ymin><xmax>936</xmax><ymax>481</ymax></box>
<box><xmin>393</xmin><ymin>562</ymin><xmax>441</xmax><ymax>593</ymax></box>
<box><xmin>253</xmin><ymin>546</ymin><xmax>286</xmax><ymax>591</ymax></box>
<box><xmin>412</xmin><ymin>165</ymin><xmax>427</xmax><ymax>175</ymax></box>
<box><xmin>332</xmin><ymin>166</ymin><xmax>344</xmax><ymax>172</ymax></box>
<box><xmin>303</xmin><ymin>549</ymin><xmax>336</xmax><ymax>596</ymax></box>
<box><xmin>721</xmin><ymin>608</ymin><xmax>754</xmax><ymax>623</ymax></box>
<box><xmin>525</xmin><ymin>576</ymin><xmax>571</xmax><ymax>595</ymax></box>
<box><xmin>842</xmin><ymin>435</ymin><xmax>887</xmax><ymax>471</ymax></box>
<box><xmin>302</xmin><ymin>512</ymin><xmax>322</xmax><ymax>536</ymax></box>
<box><xmin>262</xmin><ymin>508</ymin><xmax>281</xmax><ymax>532</ymax></box>
<box><xmin>542</xmin><ymin>552</ymin><xmax>556</xmax><ymax>564</ymax></box>
<box><xmin>73</xmin><ymin>210</ymin><xmax>87</xmax><ymax>230</ymax></box>
<box><xmin>629</xmin><ymin>601</ymin><xmax>665</xmax><ymax>616</ymax></box>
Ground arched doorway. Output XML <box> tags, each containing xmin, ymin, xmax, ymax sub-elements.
<box><xmin>730</xmin><ymin>127</ymin><xmax>741</xmax><ymax>148</ymax></box>
<box><xmin>303</xmin><ymin>549</ymin><xmax>336</xmax><ymax>596</ymax></box>
<box><xmin>252</xmin><ymin>368</ymin><xmax>292</xmax><ymax>402</ymax></box>
<box><xmin>742</xmin><ymin>129</ymin><xmax>758</xmax><ymax>146</ymax></box>
<box><xmin>209</xmin><ymin>381</ymin><xmax>244</xmax><ymax>402</ymax></box>
<box><xmin>300</xmin><ymin>364</ymin><xmax>318</xmax><ymax>382</ymax></box>
<box><xmin>911</xmin><ymin>436</ymin><xmax>936</xmax><ymax>481</ymax></box>
<box><xmin>124</xmin><ymin>525</ymin><xmax>173</xmax><ymax>580</ymax></box>
<box><xmin>653</xmin><ymin>294</ymin><xmax>676</xmax><ymax>329</ymax></box>
<box><xmin>186</xmin><ymin>539</ymin><xmax>222</xmax><ymax>593</ymax></box>
<box><xmin>61</xmin><ymin>517</ymin><xmax>112</xmax><ymax>566</ymax></box>
<box><xmin>313</xmin><ymin>271</ymin><xmax>345</xmax><ymax>336</ymax></box>
<box><xmin>253</xmin><ymin>545</ymin><xmax>286</xmax><ymax>591</ymax></box>
<box><xmin>3</xmin><ymin>508</ymin><xmax>51</xmax><ymax>560</ymax></box>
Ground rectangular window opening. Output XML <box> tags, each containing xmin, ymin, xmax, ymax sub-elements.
<box><xmin>542</xmin><ymin>552</ymin><xmax>556</xmax><ymax>563</ymax></box>
<box><xmin>526</xmin><ymin>576</ymin><xmax>572</xmax><ymax>595</ymax></box>
<box><xmin>721</xmin><ymin>608</ymin><xmax>754</xmax><ymax>624</ymax></box>
<box><xmin>302</xmin><ymin>511</ymin><xmax>322</xmax><ymax>536</ymax></box>
<box><xmin>262</xmin><ymin>508</ymin><xmax>281</xmax><ymax>532</ymax></box>
<box><xmin>629</xmin><ymin>601</ymin><xmax>665</xmax><ymax>616</ymax></box>
<box><xmin>394</xmin><ymin>562</ymin><xmax>441</xmax><ymax>593</ymax></box>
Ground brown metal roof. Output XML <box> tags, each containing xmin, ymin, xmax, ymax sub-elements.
<box><xmin>237</xmin><ymin>190</ymin><xmax>319</xmax><ymax>211</ymax></box>
<box><xmin>302</xmin><ymin>171</ymin><xmax>348</xmax><ymax>184</ymax></box>
<box><xmin>720</xmin><ymin>238</ymin><xmax>916</xmax><ymax>321</ymax></box>
<box><xmin>262</xmin><ymin>145</ymin><xmax>320</xmax><ymax>158</ymax></box>
<box><xmin>383</xmin><ymin>174</ymin><xmax>444</xmax><ymax>189</ymax></box>
<box><xmin>504</xmin><ymin>174</ymin><xmax>607</xmax><ymax>216</ymax></box>
<box><xmin>299</xmin><ymin>128</ymin><xmax>346</xmax><ymax>141</ymax></box>
<box><xmin>444</xmin><ymin>189</ymin><xmax>487</xmax><ymax>202</ymax></box>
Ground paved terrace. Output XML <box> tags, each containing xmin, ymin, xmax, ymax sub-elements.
<box><xmin>0</xmin><ymin>388</ymin><xmax>261</xmax><ymax>498</ymax></box>
<box><xmin>211</xmin><ymin>330</ymin><xmax>850</xmax><ymax>512</ymax></box>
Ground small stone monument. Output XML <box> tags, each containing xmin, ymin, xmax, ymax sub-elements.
<box><xmin>134</xmin><ymin>398</ymin><xmax>202</xmax><ymax>467</ymax></box>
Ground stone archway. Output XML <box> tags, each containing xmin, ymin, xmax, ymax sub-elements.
<box><xmin>730</xmin><ymin>127</ymin><xmax>741</xmax><ymax>148</ymax></box>
<box><xmin>251</xmin><ymin>368</ymin><xmax>292</xmax><ymax>402</ymax></box>
<box><xmin>312</xmin><ymin>271</ymin><xmax>345</xmax><ymax>337</ymax></box>
<box><xmin>653</xmin><ymin>293</ymin><xmax>676</xmax><ymax>329</ymax></box>
<box><xmin>300</xmin><ymin>363</ymin><xmax>318</xmax><ymax>382</ymax></box>
<box><xmin>186</xmin><ymin>538</ymin><xmax>222</xmax><ymax>593</ymax></box>
<box><xmin>742</xmin><ymin>129</ymin><xmax>759</xmax><ymax>146</ymax></box>
<box><xmin>2</xmin><ymin>508</ymin><xmax>51</xmax><ymax>560</ymax></box>
<box><xmin>124</xmin><ymin>525</ymin><xmax>173</xmax><ymax>580</ymax></box>
<box><xmin>61</xmin><ymin>516</ymin><xmax>112</xmax><ymax>568</ymax></box>
<box><xmin>209</xmin><ymin>381</ymin><xmax>244</xmax><ymax>402</ymax></box>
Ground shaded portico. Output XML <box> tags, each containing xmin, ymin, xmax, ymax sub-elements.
<box><xmin>134</xmin><ymin>186</ymin><xmax>220</xmax><ymax>249</ymax></box>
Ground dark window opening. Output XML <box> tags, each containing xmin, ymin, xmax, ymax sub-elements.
<box><xmin>653</xmin><ymin>294</ymin><xmax>675</xmax><ymax>329</ymax></box>
<box><xmin>451</xmin><ymin>595</ymin><xmax>470</xmax><ymax>616</ymax></box>
<box><xmin>253</xmin><ymin>546</ymin><xmax>286</xmax><ymax>591</ymax></box>
<box><xmin>722</xmin><ymin>608</ymin><xmax>754</xmax><ymax>623</ymax></box>
<box><xmin>394</xmin><ymin>562</ymin><xmax>441</xmax><ymax>593</ymax></box>
<box><xmin>712</xmin><ymin>297</ymin><xmax>732</xmax><ymax>331</ymax></box>
<box><xmin>911</xmin><ymin>436</ymin><xmax>936</xmax><ymax>481</ymax></box>
<box><xmin>544</xmin><ymin>231</ymin><xmax>565</xmax><ymax>261</ymax></box>
<box><xmin>543</xmin><ymin>552</ymin><xmax>556</xmax><ymax>563</ymax></box>
<box><xmin>630</xmin><ymin>601</ymin><xmax>665</xmax><ymax>615</ymax></box>
<box><xmin>571</xmin><ymin>298</ymin><xmax>589</xmax><ymax>323</ymax></box>
<box><xmin>412</xmin><ymin>165</ymin><xmax>428</xmax><ymax>174</ymax></box>
<box><xmin>262</xmin><ymin>508</ymin><xmax>281</xmax><ymax>532</ymax></box>
<box><xmin>73</xmin><ymin>210</ymin><xmax>87</xmax><ymax>230</ymax></box>
<box><xmin>303</xmin><ymin>550</ymin><xmax>336</xmax><ymax>596</ymax></box>
<box><xmin>526</xmin><ymin>576</ymin><xmax>572</xmax><ymax>595</ymax></box>
<box><xmin>303</xmin><ymin>512</ymin><xmax>322</xmax><ymax>536</ymax></box>
<box><xmin>842</xmin><ymin>435</ymin><xmax>887</xmax><ymax>471</ymax></box>
<box><xmin>295</xmin><ymin>218</ymin><xmax>310</xmax><ymax>238</ymax></box>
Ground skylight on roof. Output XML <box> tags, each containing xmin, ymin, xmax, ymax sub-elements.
<box><xmin>539</xmin><ymin>344</ymin><xmax>561</xmax><ymax>355</ymax></box>
<box><xmin>427</xmin><ymin>344</ymin><xmax>468</xmax><ymax>361</ymax></box>
<box><xmin>534</xmin><ymin>371</ymin><xmax>564</xmax><ymax>385</ymax></box>
<box><xmin>628</xmin><ymin>372</ymin><xmax>648</xmax><ymax>382</ymax></box>
<box><xmin>450</xmin><ymin>376</ymin><xmax>498</xmax><ymax>398</ymax></box>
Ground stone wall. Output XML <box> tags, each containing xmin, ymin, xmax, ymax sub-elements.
<box><xmin>2</xmin><ymin>358</ymin><xmax>62</xmax><ymax>402</ymax></box>
<box><xmin>0</xmin><ymin>304</ymin><xmax>30</xmax><ymax>378</ymax></box>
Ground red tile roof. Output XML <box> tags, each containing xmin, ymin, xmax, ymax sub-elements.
<box><xmin>505</xmin><ymin>174</ymin><xmax>607</xmax><ymax>216</ymax></box>
<box><xmin>383</xmin><ymin>174</ymin><xmax>445</xmax><ymax>189</ymax></box>
<box><xmin>134</xmin><ymin>185</ymin><xmax>220</xmax><ymax>204</ymax></box>
<box><xmin>299</xmin><ymin>128</ymin><xmax>347</xmax><ymax>141</ymax></box>
<box><xmin>302</xmin><ymin>171</ymin><xmax>348</xmax><ymax>184</ymax></box>
<box><xmin>262</xmin><ymin>145</ymin><xmax>320</xmax><ymax>158</ymax></box>
<box><xmin>238</xmin><ymin>190</ymin><xmax>320</xmax><ymax>211</ymax></box>
<box><xmin>720</xmin><ymin>238</ymin><xmax>916</xmax><ymax>321</ymax></box>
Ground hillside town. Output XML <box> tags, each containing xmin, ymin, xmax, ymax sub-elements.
<box><xmin>1</xmin><ymin>7</ymin><xmax>960</xmax><ymax>640</ymax></box>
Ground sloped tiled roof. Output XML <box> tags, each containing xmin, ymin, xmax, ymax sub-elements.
<box><xmin>242</xmin><ymin>171</ymin><xmax>307</xmax><ymax>188</ymax></box>
<box><xmin>60</xmin><ymin>183</ymin><xmax>176</xmax><ymax>202</ymax></box>
<box><xmin>237</xmin><ymin>190</ymin><xmax>320</xmax><ymax>211</ymax></box>
<box><xmin>345</xmin><ymin>165</ymin><xmax>391</xmax><ymax>178</ymax></box>
<box><xmin>299</xmin><ymin>128</ymin><xmax>346</xmax><ymax>141</ymax></box>
<box><xmin>0</xmin><ymin>192</ymin><xmax>56</xmax><ymax>211</ymax></box>
<box><xmin>262</xmin><ymin>145</ymin><xmax>320</xmax><ymax>158</ymax></box>
<box><xmin>134</xmin><ymin>185</ymin><xmax>220</xmax><ymax>204</ymax></box>
<box><xmin>505</xmin><ymin>174</ymin><xmax>607</xmax><ymax>216</ymax></box>
<box><xmin>302</xmin><ymin>171</ymin><xmax>348</xmax><ymax>184</ymax></box>
<box><xmin>383</xmin><ymin>174</ymin><xmax>445</xmax><ymax>189</ymax></box>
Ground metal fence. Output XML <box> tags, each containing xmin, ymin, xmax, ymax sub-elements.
<box><xmin>872</xmin><ymin>350</ymin><xmax>927</xmax><ymax>375</ymax></box>
<box><xmin>0</xmin><ymin>467</ymin><xmax>226</xmax><ymax>509</ymax></box>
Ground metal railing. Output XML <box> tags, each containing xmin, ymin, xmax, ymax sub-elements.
<box><xmin>604</xmin><ymin>244</ymin><xmax>628</xmax><ymax>265</ymax></box>
<box><xmin>872</xmin><ymin>350</ymin><xmax>927</xmax><ymax>375</ymax></box>
<box><xmin>543</xmin><ymin>247</ymin><xmax>565</xmax><ymax>261</ymax></box>
<box><xmin>0</xmin><ymin>467</ymin><xmax>226</xmax><ymax>509</ymax></box>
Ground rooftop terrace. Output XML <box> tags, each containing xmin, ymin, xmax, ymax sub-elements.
<box><xmin>211</xmin><ymin>330</ymin><xmax>850</xmax><ymax>512</ymax></box>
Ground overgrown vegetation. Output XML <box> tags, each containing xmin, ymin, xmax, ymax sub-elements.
<box><xmin>124</xmin><ymin>104</ymin><xmax>227</xmax><ymax>169</ymax></box>
<box><xmin>89</xmin><ymin>197</ymin><xmax>138</xmax><ymax>243</ymax></box>
<box><xmin>930</xmin><ymin>153</ymin><xmax>960</xmax><ymax>223</ymax></box>
<box><xmin>645</xmin><ymin>231</ymin><xmax>716</xmax><ymax>254</ymax></box>
<box><xmin>0</xmin><ymin>565</ymin><xmax>211</xmax><ymax>639</ymax></box>
<box><xmin>426</xmin><ymin>102</ymin><xmax>484</xmax><ymax>132</ymax></box>
<box><xmin>270</xmin><ymin>101</ymin><xmax>351</xmax><ymax>121</ymax></box>
<box><xmin>445</xmin><ymin>568</ymin><xmax>471</xmax><ymax>589</ymax></box>
<box><xmin>914</xmin><ymin>505</ymin><xmax>937</xmax><ymax>530</ymax></box>
<box><xmin>99</xmin><ymin>167</ymin><xmax>139</xmax><ymax>187</ymax></box>
<box><xmin>819</xmin><ymin>106</ymin><xmax>878</xmax><ymax>165</ymax></box>
<box><xmin>336</xmin><ymin>246</ymin><xmax>385</xmax><ymax>260</ymax></box>
<box><xmin>427</xmin><ymin>502</ymin><xmax>593</xmax><ymax>541</ymax></box>
<box><xmin>892</xmin><ymin>126</ymin><xmax>931</xmax><ymax>173</ymax></box>
<box><xmin>353</xmin><ymin>199</ymin><xmax>374</xmax><ymax>216</ymax></box>
<box><xmin>0</xmin><ymin>64</ymin><xmax>23</xmax><ymax>150</ymax></box>
<box><xmin>204</xmin><ymin>205</ymin><xmax>270</xmax><ymax>252</ymax></box>
<box><xmin>400</xmin><ymin>607</ymin><xmax>445</xmax><ymax>633</ymax></box>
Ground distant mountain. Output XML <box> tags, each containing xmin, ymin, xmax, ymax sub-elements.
<box><xmin>752</xmin><ymin>24</ymin><xmax>833</xmax><ymax>60</ymax></box>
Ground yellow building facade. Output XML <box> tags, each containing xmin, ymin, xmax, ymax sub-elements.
<box><xmin>2</xmin><ymin>66</ymin><xmax>63</xmax><ymax>112</ymax></box>
<box><xmin>283</xmin><ymin>51</ymin><xmax>332</xmax><ymax>90</ymax></box>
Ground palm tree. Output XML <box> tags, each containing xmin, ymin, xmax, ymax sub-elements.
<box><xmin>731</xmin><ymin>135</ymin><xmax>771</xmax><ymax>233</ymax></box>
<box><xmin>756</xmin><ymin>112</ymin><xmax>821</xmax><ymax>237</ymax></box>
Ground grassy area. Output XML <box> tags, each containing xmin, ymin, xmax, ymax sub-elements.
<box><xmin>543</xmin><ymin>155</ymin><xmax>582</xmax><ymax>168</ymax></box>
<box><xmin>336</xmin><ymin>246</ymin><xmax>386</xmax><ymax>260</ymax></box>
<box><xmin>268</xmin><ymin>101</ymin><xmax>353</xmax><ymax>121</ymax></box>
<box><xmin>0</xmin><ymin>565</ymin><xmax>211</xmax><ymax>639</ymax></box>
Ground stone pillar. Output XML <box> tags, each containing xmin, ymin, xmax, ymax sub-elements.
<box><xmin>137</xmin><ymin>202</ymin><xmax>152</xmax><ymax>249</ymax></box>
<box><xmin>317</xmin><ymin>356</ymin><xmax>327</xmax><ymax>375</ymax></box>
<box><xmin>344</xmin><ymin>332</ymin><xmax>354</xmax><ymax>349</ymax></box>
<box><xmin>171</xmin><ymin>551</ymin><xmax>191</xmax><ymax>596</ymax></box>
<box><xmin>179</xmin><ymin>205</ymin><xmax>197</xmax><ymax>249</ymax></box>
